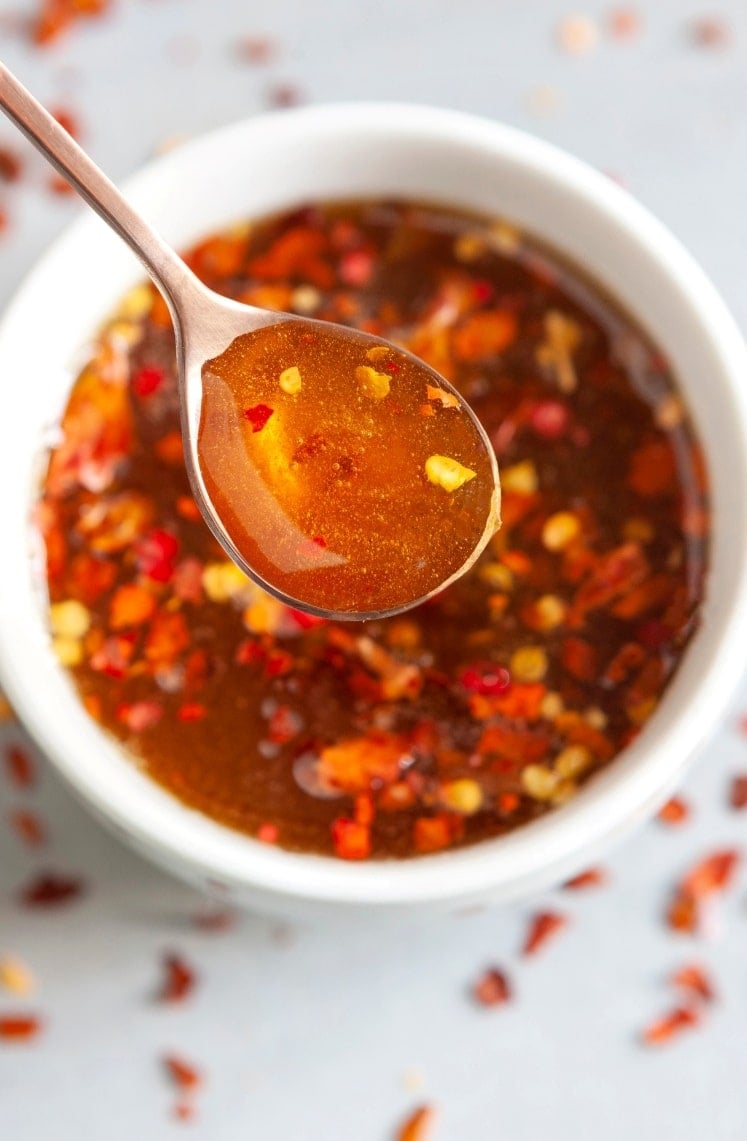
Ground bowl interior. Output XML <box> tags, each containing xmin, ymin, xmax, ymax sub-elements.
<box><xmin>1</xmin><ymin>104</ymin><xmax>747</xmax><ymax>911</ymax></box>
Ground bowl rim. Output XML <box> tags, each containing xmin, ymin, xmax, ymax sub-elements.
<box><xmin>2</xmin><ymin>101</ymin><xmax>747</xmax><ymax>908</ymax></box>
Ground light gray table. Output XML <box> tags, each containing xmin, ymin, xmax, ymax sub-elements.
<box><xmin>1</xmin><ymin>2</ymin><xmax>747</xmax><ymax>1137</ymax></box>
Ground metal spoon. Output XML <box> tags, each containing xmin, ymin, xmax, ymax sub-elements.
<box><xmin>0</xmin><ymin>63</ymin><xmax>500</xmax><ymax>621</ymax></box>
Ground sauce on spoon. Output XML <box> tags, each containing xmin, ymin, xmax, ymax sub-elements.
<box><xmin>199</xmin><ymin>318</ymin><xmax>500</xmax><ymax>617</ymax></box>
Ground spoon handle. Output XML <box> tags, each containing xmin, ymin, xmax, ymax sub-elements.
<box><xmin>0</xmin><ymin>62</ymin><xmax>201</xmax><ymax>315</ymax></box>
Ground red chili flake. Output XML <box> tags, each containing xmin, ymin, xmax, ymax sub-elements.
<box><xmin>690</xmin><ymin>16</ymin><xmax>731</xmax><ymax>49</ymax></box>
<box><xmin>287</xmin><ymin>607</ymin><xmax>326</xmax><ymax>630</ymax></box>
<box><xmin>682</xmin><ymin>849</ymin><xmax>739</xmax><ymax>897</ymax></box>
<box><xmin>4</xmin><ymin>744</ymin><xmax>35</xmax><ymax>788</ymax></box>
<box><xmin>9</xmin><ymin>810</ymin><xmax>47</xmax><ymax>848</ymax></box>
<box><xmin>530</xmin><ymin>399</ymin><xmax>569</xmax><ymax>439</ymax></box>
<box><xmin>235</xmin><ymin>639</ymin><xmax>266</xmax><ymax>666</ymax></box>
<box><xmin>257</xmin><ymin>822</ymin><xmax>279</xmax><ymax>845</ymax></box>
<box><xmin>564</xmin><ymin>867</ymin><xmax>607</xmax><ymax>890</ymax></box>
<box><xmin>472</xmin><ymin>967</ymin><xmax>512</xmax><ymax>1007</ymax></box>
<box><xmin>177</xmin><ymin>702</ymin><xmax>207</xmax><ymax>723</ymax></box>
<box><xmin>729</xmin><ymin>775</ymin><xmax>747</xmax><ymax>810</ymax></box>
<box><xmin>132</xmin><ymin>365</ymin><xmax>165</xmax><ymax>398</ymax></box>
<box><xmin>265</xmin><ymin>649</ymin><xmax>294</xmax><ymax>677</ymax></box>
<box><xmin>458</xmin><ymin>662</ymin><xmax>510</xmax><ymax>696</ymax></box>
<box><xmin>396</xmin><ymin>1104</ymin><xmax>438</xmax><ymax>1141</ymax></box>
<box><xmin>243</xmin><ymin>403</ymin><xmax>274</xmax><ymax>432</ymax></box>
<box><xmin>48</xmin><ymin>174</ymin><xmax>74</xmax><ymax>197</ymax></box>
<box><xmin>522</xmin><ymin>910</ymin><xmax>567</xmax><ymax>956</ymax></box>
<box><xmin>608</xmin><ymin>6</ymin><xmax>641</xmax><ymax>41</ymax></box>
<box><xmin>116</xmin><ymin>701</ymin><xmax>163</xmax><ymax>733</ymax></box>
<box><xmin>666</xmin><ymin>849</ymin><xmax>740</xmax><ymax>934</ymax></box>
<box><xmin>0</xmin><ymin>208</ymin><xmax>8</xmax><ymax>237</ymax></box>
<box><xmin>237</xmin><ymin>35</ymin><xmax>276</xmax><ymax>63</ymax></box>
<box><xmin>340</xmin><ymin>248</ymin><xmax>373</xmax><ymax>286</ymax></box>
<box><xmin>497</xmin><ymin>791</ymin><xmax>520</xmax><ymax>815</ymax></box>
<box><xmin>0</xmin><ymin>147</ymin><xmax>22</xmax><ymax>183</ymax></box>
<box><xmin>50</xmin><ymin>107</ymin><xmax>80</xmax><ymax>138</ymax></box>
<box><xmin>473</xmin><ymin>279</ymin><xmax>494</xmax><ymax>304</ymax></box>
<box><xmin>136</xmin><ymin>529</ymin><xmax>179</xmax><ymax>583</ymax></box>
<box><xmin>0</xmin><ymin>1014</ymin><xmax>42</xmax><ymax>1041</ymax></box>
<box><xmin>157</xmin><ymin>953</ymin><xmax>197</xmax><ymax>1003</ymax></box>
<box><xmin>561</xmin><ymin>637</ymin><xmax>597</xmax><ymax>683</ymax></box>
<box><xmin>670</xmin><ymin>964</ymin><xmax>716</xmax><ymax>1004</ymax></box>
<box><xmin>163</xmin><ymin>1052</ymin><xmax>202</xmax><ymax>1090</ymax></box>
<box><xmin>267</xmin><ymin>83</ymin><xmax>303</xmax><ymax>109</ymax></box>
<box><xmin>173</xmin><ymin>1101</ymin><xmax>196</xmax><ymax>1122</ymax></box>
<box><xmin>658</xmin><ymin>796</ymin><xmax>690</xmax><ymax>826</ymax></box>
<box><xmin>354</xmin><ymin>793</ymin><xmax>375</xmax><ymax>827</ymax></box>
<box><xmin>642</xmin><ymin>1004</ymin><xmax>700</xmax><ymax>1047</ymax></box>
<box><xmin>19</xmin><ymin>872</ymin><xmax>84</xmax><ymax>907</ymax></box>
<box><xmin>193</xmin><ymin>908</ymin><xmax>235</xmax><ymax>933</ymax></box>
<box><xmin>267</xmin><ymin>705</ymin><xmax>302</xmax><ymax>744</ymax></box>
<box><xmin>331</xmin><ymin>817</ymin><xmax>371</xmax><ymax>860</ymax></box>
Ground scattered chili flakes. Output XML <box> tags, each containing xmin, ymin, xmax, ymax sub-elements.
<box><xmin>243</xmin><ymin>403</ymin><xmax>274</xmax><ymax>432</ymax></box>
<box><xmin>396</xmin><ymin>1104</ymin><xmax>438</xmax><ymax>1141</ymax></box>
<box><xmin>19</xmin><ymin>872</ymin><xmax>84</xmax><ymax>907</ymax></box>
<box><xmin>4</xmin><ymin>744</ymin><xmax>35</xmax><ymax>788</ymax></box>
<box><xmin>564</xmin><ymin>867</ymin><xmax>607</xmax><ymax>890</ymax></box>
<box><xmin>658</xmin><ymin>796</ymin><xmax>690</xmax><ymax>826</ymax></box>
<box><xmin>472</xmin><ymin>967</ymin><xmax>512</xmax><ymax>1007</ymax></box>
<box><xmin>31</xmin><ymin>0</ymin><xmax>109</xmax><ymax>46</ymax></box>
<box><xmin>670</xmin><ymin>963</ymin><xmax>716</xmax><ymax>1004</ymax></box>
<box><xmin>132</xmin><ymin>365</ymin><xmax>165</xmax><ymax>398</ymax></box>
<box><xmin>157</xmin><ymin>952</ymin><xmax>197</xmax><ymax>1003</ymax></box>
<box><xmin>0</xmin><ymin>147</ymin><xmax>22</xmax><ymax>183</ymax></box>
<box><xmin>642</xmin><ymin>1005</ymin><xmax>700</xmax><ymax>1047</ymax></box>
<box><xmin>729</xmin><ymin>774</ymin><xmax>747</xmax><ymax>810</ymax></box>
<box><xmin>522</xmin><ymin>910</ymin><xmax>568</xmax><ymax>956</ymax></box>
<box><xmin>9</xmin><ymin>810</ymin><xmax>47</xmax><ymax>848</ymax></box>
<box><xmin>0</xmin><ymin>1015</ymin><xmax>42</xmax><ymax>1042</ymax></box>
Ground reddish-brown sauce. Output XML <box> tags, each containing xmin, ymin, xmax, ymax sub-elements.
<box><xmin>38</xmin><ymin>199</ymin><xmax>708</xmax><ymax>860</ymax></box>
<box><xmin>198</xmin><ymin>319</ymin><xmax>498</xmax><ymax>616</ymax></box>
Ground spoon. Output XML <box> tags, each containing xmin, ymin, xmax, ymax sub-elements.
<box><xmin>0</xmin><ymin>63</ymin><xmax>500</xmax><ymax>621</ymax></box>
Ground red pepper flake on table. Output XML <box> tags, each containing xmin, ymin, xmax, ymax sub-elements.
<box><xmin>30</xmin><ymin>0</ymin><xmax>111</xmax><ymax>48</ymax></box>
<box><xmin>18</xmin><ymin>871</ymin><xmax>85</xmax><ymax>907</ymax></box>
<box><xmin>37</xmin><ymin>199</ymin><xmax>710</xmax><ymax>861</ymax></box>
<box><xmin>472</xmin><ymin>967</ymin><xmax>512</xmax><ymax>1007</ymax></box>
<box><xmin>522</xmin><ymin>910</ymin><xmax>568</xmax><ymax>957</ymax></box>
<box><xmin>162</xmin><ymin>1052</ymin><xmax>203</xmax><ymax>1122</ymax></box>
<box><xmin>396</xmin><ymin>1104</ymin><xmax>438</xmax><ymax>1141</ymax></box>
<box><xmin>658</xmin><ymin>795</ymin><xmax>690</xmax><ymax>826</ymax></box>
<box><xmin>0</xmin><ymin>1014</ymin><xmax>43</xmax><ymax>1041</ymax></box>
<box><xmin>156</xmin><ymin>952</ymin><xmax>197</xmax><ymax>1003</ymax></box>
<box><xmin>666</xmin><ymin>848</ymin><xmax>740</xmax><ymax>934</ymax></box>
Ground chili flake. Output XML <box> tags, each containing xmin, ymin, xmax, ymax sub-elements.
<box><xmin>242</xmin><ymin>403</ymin><xmax>274</xmax><ymax>432</ymax></box>
<box><xmin>396</xmin><ymin>1104</ymin><xmax>438</xmax><ymax>1141</ymax></box>
<box><xmin>157</xmin><ymin>953</ymin><xmax>197</xmax><ymax>1003</ymax></box>
<box><xmin>522</xmin><ymin>910</ymin><xmax>568</xmax><ymax>956</ymax></box>
<box><xmin>0</xmin><ymin>1015</ymin><xmax>42</xmax><ymax>1041</ymax></box>
<box><xmin>642</xmin><ymin>1005</ymin><xmax>700</xmax><ymax>1047</ymax></box>
<box><xmin>18</xmin><ymin>872</ymin><xmax>84</xmax><ymax>907</ymax></box>
<box><xmin>472</xmin><ymin>967</ymin><xmax>512</xmax><ymax>1007</ymax></box>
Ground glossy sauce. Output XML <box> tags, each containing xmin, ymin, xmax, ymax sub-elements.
<box><xmin>38</xmin><ymin>200</ymin><xmax>709</xmax><ymax>860</ymax></box>
<box><xmin>198</xmin><ymin>319</ymin><xmax>498</xmax><ymax>616</ymax></box>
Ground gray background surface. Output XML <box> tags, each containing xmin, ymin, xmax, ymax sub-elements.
<box><xmin>1</xmin><ymin>2</ymin><xmax>747</xmax><ymax>1138</ymax></box>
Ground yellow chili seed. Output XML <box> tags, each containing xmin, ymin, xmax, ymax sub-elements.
<box><xmin>52</xmin><ymin>636</ymin><xmax>83</xmax><ymax>667</ymax></box>
<box><xmin>534</xmin><ymin>594</ymin><xmax>567</xmax><ymax>631</ymax></box>
<box><xmin>623</xmin><ymin>517</ymin><xmax>654</xmax><ymax>544</ymax></box>
<box><xmin>510</xmin><ymin>646</ymin><xmax>549</xmax><ymax>683</ymax></box>
<box><xmin>355</xmin><ymin>365</ymin><xmax>390</xmax><ymax>399</ymax></box>
<box><xmin>202</xmin><ymin>561</ymin><xmax>251</xmax><ymax>603</ymax></box>
<box><xmin>279</xmin><ymin>365</ymin><xmax>303</xmax><ymax>394</ymax></box>
<box><xmin>584</xmin><ymin>706</ymin><xmax>608</xmax><ymax>730</ymax></box>
<box><xmin>521</xmin><ymin>764</ymin><xmax>559</xmax><ymax>801</ymax></box>
<box><xmin>540</xmin><ymin>691</ymin><xmax>565</xmax><ymax>720</ymax></box>
<box><xmin>542</xmin><ymin>511</ymin><xmax>581</xmax><ymax>551</ymax></box>
<box><xmin>478</xmin><ymin>562</ymin><xmax>514</xmax><ymax>591</ymax></box>
<box><xmin>501</xmin><ymin>460</ymin><xmax>538</xmax><ymax>495</ymax></box>
<box><xmin>551</xmin><ymin>778</ymin><xmax>578</xmax><ymax>806</ymax></box>
<box><xmin>0</xmin><ymin>957</ymin><xmax>35</xmax><ymax>996</ymax></box>
<box><xmin>627</xmin><ymin>697</ymin><xmax>657</xmax><ymax>726</ymax></box>
<box><xmin>290</xmin><ymin>285</ymin><xmax>321</xmax><ymax>314</ymax></box>
<box><xmin>555</xmin><ymin>745</ymin><xmax>593</xmax><ymax>779</ymax></box>
<box><xmin>49</xmin><ymin>600</ymin><xmax>91</xmax><ymax>640</ymax></box>
<box><xmin>440</xmin><ymin>778</ymin><xmax>484</xmax><ymax>815</ymax></box>
<box><xmin>454</xmin><ymin>232</ymin><xmax>486</xmax><ymax>262</ymax></box>
<box><xmin>117</xmin><ymin>283</ymin><xmax>153</xmax><ymax>320</ymax></box>
<box><xmin>425</xmin><ymin>455</ymin><xmax>477</xmax><ymax>492</ymax></box>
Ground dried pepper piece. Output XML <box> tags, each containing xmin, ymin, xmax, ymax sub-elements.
<box><xmin>642</xmin><ymin>1005</ymin><xmax>700</xmax><ymax>1047</ymax></box>
<box><xmin>0</xmin><ymin>1015</ymin><xmax>42</xmax><ymax>1041</ymax></box>
<box><xmin>666</xmin><ymin>849</ymin><xmax>740</xmax><ymax>934</ymax></box>
<box><xmin>729</xmin><ymin>775</ymin><xmax>747</xmax><ymax>810</ymax></box>
<box><xmin>564</xmin><ymin>867</ymin><xmax>606</xmax><ymax>890</ymax></box>
<box><xmin>472</xmin><ymin>967</ymin><xmax>512</xmax><ymax>1007</ymax></box>
<box><xmin>658</xmin><ymin>796</ymin><xmax>690</xmax><ymax>826</ymax></box>
<box><xmin>243</xmin><ymin>403</ymin><xmax>274</xmax><ymax>432</ymax></box>
<box><xmin>157</xmin><ymin>953</ymin><xmax>197</xmax><ymax>1003</ymax></box>
<box><xmin>396</xmin><ymin>1104</ymin><xmax>438</xmax><ymax>1141</ymax></box>
<box><xmin>522</xmin><ymin>910</ymin><xmax>568</xmax><ymax>956</ymax></box>
<box><xmin>18</xmin><ymin>872</ymin><xmax>84</xmax><ymax>907</ymax></box>
<box><xmin>0</xmin><ymin>147</ymin><xmax>22</xmax><ymax>183</ymax></box>
<box><xmin>4</xmin><ymin>744</ymin><xmax>35</xmax><ymax>788</ymax></box>
<box><xmin>9</xmin><ymin>810</ymin><xmax>47</xmax><ymax>847</ymax></box>
<box><xmin>670</xmin><ymin>964</ymin><xmax>716</xmax><ymax>1004</ymax></box>
<box><xmin>331</xmin><ymin>818</ymin><xmax>371</xmax><ymax>860</ymax></box>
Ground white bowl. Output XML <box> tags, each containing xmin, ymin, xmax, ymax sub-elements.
<box><xmin>1</xmin><ymin>104</ymin><xmax>746</xmax><ymax>919</ymax></box>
